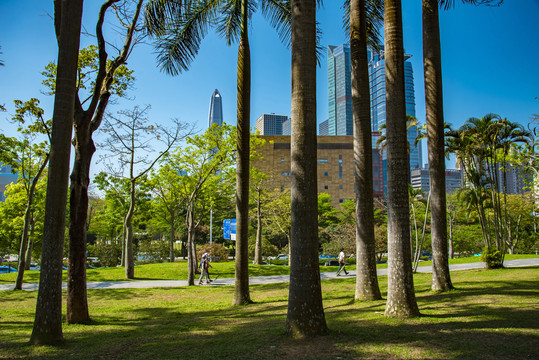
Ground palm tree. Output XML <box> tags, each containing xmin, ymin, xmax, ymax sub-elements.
<box><xmin>30</xmin><ymin>0</ymin><xmax>84</xmax><ymax>345</ymax></box>
<box><xmin>383</xmin><ymin>0</ymin><xmax>419</xmax><ymax>319</ymax></box>
<box><xmin>424</xmin><ymin>0</ymin><xmax>504</xmax><ymax>291</ymax></box>
<box><xmin>145</xmin><ymin>0</ymin><xmax>290</xmax><ymax>304</ymax></box>
<box><xmin>285</xmin><ymin>0</ymin><xmax>327</xmax><ymax>337</ymax></box>
<box><xmin>348</xmin><ymin>0</ymin><xmax>383</xmax><ymax>300</ymax></box>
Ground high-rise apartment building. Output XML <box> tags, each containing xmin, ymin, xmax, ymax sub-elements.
<box><xmin>411</xmin><ymin>167</ymin><xmax>463</xmax><ymax>194</ymax></box>
<box><xmin>208</xmin><ymin>89</ymin><xmax>223</xmax><ymax>127</ymax></box>
<box><xmin>255</xmin><ymin>114</ymin><xmax>289</xmax><ymax>135</ymax></box>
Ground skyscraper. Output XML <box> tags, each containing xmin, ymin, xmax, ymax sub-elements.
<box><xmin>326</xmin><ymin>44</ymin><xmax>422</xmax><ymax>195</ymax></box>
<box><xmin>327</xmin><ymin>44</ymin><xmax>352</xmax><ymax>136</ymax></box>
<box><xmin>208</xmin><ymin>89</ymin><xmax>223</xmax><ymax>127</ymax></box>
<box><xmin>369</xmin><ymin>46</ymin><xmax>422</xmax><ymax>170</ymax></box>
<box><xmin>255</xmin><ymin>113</ymin><xmax>289</xmax><ymax>135</ymax></box>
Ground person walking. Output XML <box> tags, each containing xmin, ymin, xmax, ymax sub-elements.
<box><xmin>198</xmin><ymin>253</ymin><xmax>212</xmax><ymax>285</ymax></box>
<box><xmin>336</xmin><ymin>248</ymin><xmax>349</xmax><ymax>276</ymax></box>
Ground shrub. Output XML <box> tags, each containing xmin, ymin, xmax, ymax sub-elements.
<box><xmin>87</xmin><ymin>242</ymin><xmax>122</xmax><ymax>267</ymax></box>
<box><xmin>481</xmin><ymin>247</ymin><xmax>503</xmax><ymax>269</ymax></box>
<box><xmin>197</xmin><ymin>243</ymin><xmax>229</xmax><ymax>262</ymax></box>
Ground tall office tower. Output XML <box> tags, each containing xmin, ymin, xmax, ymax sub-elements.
<box><xmin>369</xmin><ymin>46</ymin><xmax>422</xmax><ymax>170</ymax></box>
<box><xmin>327</xmin><ymin>44</ymin><xmax>353</xmax><ymax>136</ymax></box>
<box><xmin>208</xmin><ymin>89</ymin><xmax>223</xmax><ymax>127</ymax></box>
<box><xmin>255</xmin><ymin>113</ymin><xmax>289</xmax><ymax>135</ymax></box>
<box><xmin>282</xmin><ymin>118</ymin><xmax>292</xmax><ymax>135</ymax></box>
<box><xmin>319</xmin><ymin>119</ymin><xmax>329</xmax><ymax>135</ymax></box>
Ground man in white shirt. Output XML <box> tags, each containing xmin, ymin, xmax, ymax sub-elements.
<box><xmin>336</xmin><ymin>248</ymin><xmax>348</xmax><ymax>276</ymax></box>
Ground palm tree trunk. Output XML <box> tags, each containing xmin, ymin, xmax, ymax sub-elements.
<box><xmin>233</xmin><ymin>0</ymin><xmax>252</xmax><ymax>306</ymax></box>
<box><xmin>383</xmin><ymin>0</ymin><xmax>419</xmax><ymax>319</ymax></box>
<box><xmin>350</xmin><ymin>0</ymin><xmax>381</xmax><ymax>301</ymax></box>
<box><xmin>30</xmin><ymin>0</ymin><xmax>83</xmax><ymax>345</ymax></box>
<box><xmin>422</xmin><ymin>0</ymin><xmax>452</xmax><ymax>291</ymax></box>
<box><xmin>286</xmin><ymin>0</ymin><xmax>327</xmax><ymax>337</ymax></box>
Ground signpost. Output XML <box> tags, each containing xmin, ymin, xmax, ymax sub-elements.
<box><xmin>223</xmin><ymin>219</ymin><xmax>236</xmax><ymax>241</ymax></box>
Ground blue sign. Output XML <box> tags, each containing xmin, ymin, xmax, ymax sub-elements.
<box><xmin>223</xmin><ymin>219</ymin><xmax>236</xmax><ymax>241</ymax></box>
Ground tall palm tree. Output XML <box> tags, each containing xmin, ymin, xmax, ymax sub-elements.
<box><xmin>348</xmin><ymin>0</ymin><xmax>383</xmax><ymax>300</ymax></box>
<box><xmin>145</xmin><ymin>0</ymin><xmax>290</xmax><ymax>304</ymax></box>
<box><xmin>285</xmin><ymin>0</ymin><xmax>327</xmax><ymax>337</ymax></box>
<box><xmin>424</xmin><ymin>0</ymin><xmax>503</xmax><ymax>291</ymax></box>
<box><xmin>383</xmin><ymin>0</ymin><xmax>419</xmax><ymax>319</ymax></box>
<box><xmin>30</xmin><ymin>0</ymin><xmax>84</xmax><ymax>345</ymax></box>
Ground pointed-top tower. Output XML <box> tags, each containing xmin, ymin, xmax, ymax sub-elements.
<box><xmin>208</xmin><ymin>89</ymin><xmax>223</xmax><ymax>127</ymax></box>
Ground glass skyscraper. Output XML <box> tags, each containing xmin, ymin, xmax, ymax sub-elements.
<box><xmin>255</xmin><ymin>113</ymin><xmax>289</xmax><ymax>135</ymax></box>
<box><xmin>208</xmin><ymin>89</ymin><xmax>223</xmax><ymax>127</ymax></box>
<box><xmin>326</xmin><ymin>44</ymin><xmax>422</xmax><ymax>194</ymax></box>
<box><xmin>327</xmin><ymin>44</ymin><xmax>353</xmax><ymax>136</ymax></box>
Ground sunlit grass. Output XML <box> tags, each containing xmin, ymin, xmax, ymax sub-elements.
<box><xmin>1</xmin><ymin>267</ymin><xmax>537</xmax><ymax>359</ymax></box>
<box><xmin>1</xmin><ymin>254</ymin><xmax>537</xmax><ymax>284</ymax></box>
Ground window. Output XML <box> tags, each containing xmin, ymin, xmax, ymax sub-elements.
<box><xmin>281</xmin><ymin>172</ymin><xmax>291</xmax><ymax>176</ymax></box>
<box><xmin>324</xmin><ymin>185</ymin><xmax>328</xmax><ymax>190</ymax></box>
<box><xmin>281</xmin><ymin>158</ymin><xmax>285</xmax><ymax>163</ymax></box>
<box><xmin>317</xmin><ymin>159</ymin><xmax>328</xmax><ymax>163</ymax></box>
<box><xmin>339</xmin><ymin>185</ymin><xmax>343</xmax><ymax>190</ymax></box>
<box><xmin>324</xmin><ymin>172</ymin><xmax>328</xmax><ymax>176</ymax></box>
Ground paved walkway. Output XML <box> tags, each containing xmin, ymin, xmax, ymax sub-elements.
<box><xmin>1</xmin><ymin>258</ymin><xmax>537</xmax><ymax>291</ymax></box>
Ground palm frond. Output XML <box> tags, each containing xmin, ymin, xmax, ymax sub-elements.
<box><xmin>260</xmin><ymin>0</ymin><xmax>291</xmax><ymax>48</ymax></box>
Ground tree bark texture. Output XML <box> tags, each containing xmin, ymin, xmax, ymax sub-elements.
<box><xmin>31</xmin><ymin>0</ymin><xmax>83</xmax><ymax>345</ymax></box>
<box><xmin>423</xmin><ymin>0</ymin><xmax>453</xmax><ymax>292</ymax></box>
<box><xmin>383</xmin><ymin>0</ymin><xmax>420</xmax><ymax>319</ymax></box>
<box><xmin>286</xmin><ymin>0</ymin><xmax>328</xmax><ymax>337</ymax></box>
<box><xmin>124</xmin><ymin>179</ymin><xmax>136</xmax><ymax>279</ymax></box>
<box><xmin>351</xmin><ymin>0</ymin><xmax>382</xmax><ymax>301</ymax></box>
<box><xmin>67</xmin><ymin>119</ymin><xmax>93</xmax><ymax>323</ymax></box>
<box><xmin>233</xmin><ymin>0</ymin><xmax>252</xmax><ymax>305</ymax></box>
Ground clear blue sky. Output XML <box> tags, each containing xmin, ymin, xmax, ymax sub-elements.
<box><xmin>1</xmin><ymin>1</ymin><xmax>538</xmax><ymax>172</ymax></box>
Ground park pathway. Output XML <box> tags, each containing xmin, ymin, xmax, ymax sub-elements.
<box><xmin>1</xmin><ymin>258</ymin><xmax>537</xmax><ymax>291</ymax></box>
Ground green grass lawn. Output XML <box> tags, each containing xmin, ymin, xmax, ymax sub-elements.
<box><xmin>0</xmin><ymin>254</ymin><xmax>537</xmax><ymax>284</ymax></box>
<box><xmin>0</xmin><ymin>267</ymin><xmax>537</xmax><ymax>359</ymax></box>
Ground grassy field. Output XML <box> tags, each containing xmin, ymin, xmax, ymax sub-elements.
<box><xmin>1</xmin><ymin>254</ymin><xmax>537</xmax><ymax>284</ymax></box>
<box><xmin>1</xmin><ymin>266</ymin><xmax>538</xmax><ymax>359</ymax></box>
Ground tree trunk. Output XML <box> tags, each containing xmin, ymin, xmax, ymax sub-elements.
<box><xmin>254</xmin><ymin>188</ymin><xmax>263</xmax><ymax>265</ymax></box>
<box><xmin>30</xmin><ymin>0</ymin><xmax>83</xmax><ymax>346</ymax></box>
<box><xmin>423</xmin><ymin>0</ymin><xmax>453</xmax><ymax>292</ymax></box>
<box><xmin>124</xmin><ymin>179</ymin><xmax>136</xmax><ymax>279</ymax></box>
<box><xmin>169</xmin><ymin>217</ymin><xmax>175</xmax><ymax>262</ymax></box>
<box><xmin>15</xmin><ymin>154</ymin><xmax>48</xmax><ymax>290</ymax></box>
<box><xmin>186</xmin><ymin>202</ymin><xmax>196</xmax><ymax>285</ymax></box>
<box><xmin>286</xmin><ymin>0</ymin><xmax>327</xmax><ymax>337</ymax></box>
<box><xmin>233</xmin><ymin>0</ymin><xmax>252</xmax><ymax>306</ymax></box>
<box><xmin>25</xmin><ymin>219</ymin><xmax>35</xmax><ymax>270</ymax></box>
<box><xmin>383</xmin><ymin>0</ymin><xmax>420</xmax><ymax>319</ymax></box>
<box><xmin>66</xmin><ymin>120</ymin><xmax>94</xmax><ymax>323</ymax></box>
<box><xmin>350</xmin><ymin>0</ymin><xmax>381</xmax><ymax>301</ymax></box>
<box><xmin>448</xmin><ymin>216</ymin><xmax>454</xmax><ymax>259</ymax></box>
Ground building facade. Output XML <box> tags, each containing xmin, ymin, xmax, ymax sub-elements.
<box><xmin>208</xmin><ymin>89</ymin><xmax>223</xmax><ymax>127</ymax></box>
<box><xmin>410</xmin><ymin>167</ymin><xmax>463</xmax><ymax>194</ymax></box>
<box><xmin>327</xmin><ymin>44</ymin><xmax>353</xmax><ymax>136</ymax></box>
<box><xmin>253</xmin><ymin>135</ymin><xmax>383</xmax><ymax>207</ymax></box>
<box><xmin>255</xmin><ymin>114</ymin><xmax>290</xmax><ymax>135</ymax></box>
<box><xmin>0</xmin><ymin>164</ymin><xmax>18</xmax><ymax>202</ymax></box>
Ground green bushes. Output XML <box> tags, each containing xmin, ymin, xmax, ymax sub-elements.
<box><xmin>481</xmin><ymin>247</ymin><xmax>503</xmax><ymax>269</ymax></box>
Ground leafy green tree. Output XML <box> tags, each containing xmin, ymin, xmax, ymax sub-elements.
<box><xmin>31</xmin><ymin>0</ymin><xmax>84</xmax><ymax>346</ymax></box>
<box><xmin>99</xmin><ymin>105</ymin><xmax>189</xmax><ymax>279</ymax></box>
<box><xmin>158</xmin><ymin>125</ymin><xmax>236</xmax><ymax>285</ymax></box>
<box><xmin>41</xmin><ymin>0</ymin><xmax>144</xmax><ymax>324</ymax></box>
<box><xmin>0</xmin><ymin>99</ymin><xmax>52</xmax><ymax>290</ymax></box>
<box><xmin>145</xmin><ymin>0</ymin><xmax>291</xmax><ymax>306</ymax></box>
<box><xmin>250</xmin><ymin>167</ymin><xmax>269</xmax><ymax>265</ymax></box>
<box><xmin>264</xmin><ymin>188</ymin><xmax>292</xmax><ymax>252</ymax></box>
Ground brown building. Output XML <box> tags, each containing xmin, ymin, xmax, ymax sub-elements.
<box><xmin>253</xmin><ymin>135</ymin><xmax>383</xmax><ymax>207</ymax></box>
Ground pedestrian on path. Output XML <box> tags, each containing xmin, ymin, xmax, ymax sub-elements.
<box><xmin>336</xmin><ymin>248</ymin><xmax>348</xmax><ymax>276</ymax></box>
<box><xmin>198</xmin><ymin>253</ymin><xmax>212</xmax><ymax>285</ymax></box>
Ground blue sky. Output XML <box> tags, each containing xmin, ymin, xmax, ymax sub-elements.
<box><xmin>1</xmin><ymin>1</ymin><xmax>538</xmax><ymax>172</ymax></box>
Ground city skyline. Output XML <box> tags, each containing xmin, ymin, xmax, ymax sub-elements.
<box><xmin>0</xmin><ymin>2</ymin><xmax>537</xmax><ymax>176</ymax></box>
